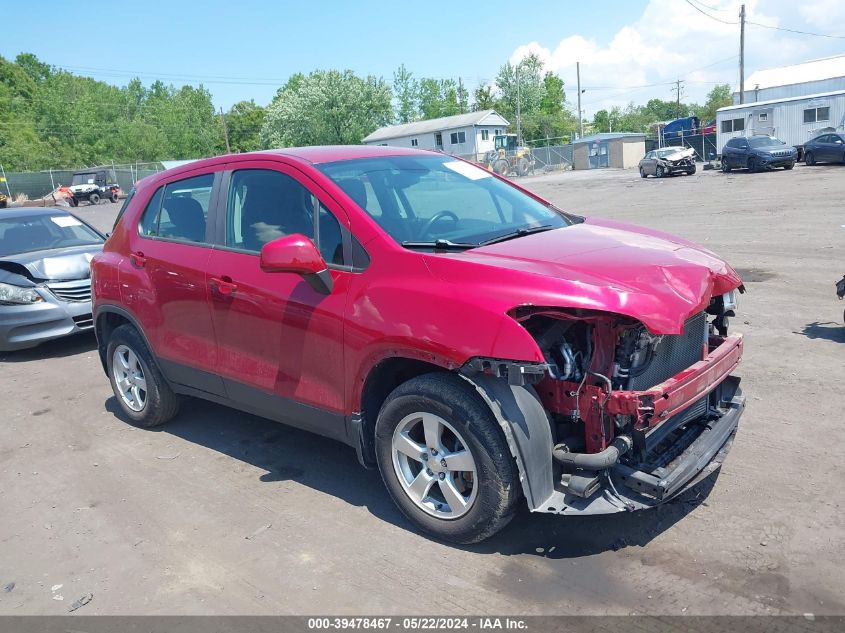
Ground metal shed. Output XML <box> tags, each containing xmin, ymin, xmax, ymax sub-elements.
<box><xmin>572</xmin><ymin>133</ymin><xmax>646</xmax><ymax>170</ymax></box>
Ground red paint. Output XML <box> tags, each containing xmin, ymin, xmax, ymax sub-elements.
<box><xmin>260</xmin><ymin>234</ymin><xmax>327</xmax><ymax>275</ymax></box>
<box><xmin>93</xmin><ymin>147</ymin><xmax>744</xmax><ymax>439</ymax></box>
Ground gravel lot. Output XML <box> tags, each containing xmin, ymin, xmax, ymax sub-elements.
<box><xmin>1</xmin><ymin>165</ymin><xmax>843</xmax><ymax>615</ymax></box>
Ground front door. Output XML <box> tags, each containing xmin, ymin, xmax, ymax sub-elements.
<box><xmin>206</xmin><ymin>162</ymin><xmax>351</xmax><ymax>439</ymax></box>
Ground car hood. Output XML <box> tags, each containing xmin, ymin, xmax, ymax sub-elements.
<box><xmin>755</xmin><ymin>144</ymin><xmax>792</xmax><ymax>152</ymax></box>
<box><xmin>423</xmin><ymin>217</ymin><xmax>742</xmax><ymax>335</ymax></box>
<box><xmin>659</xmin><ymin>147</ymin><xmax>696</xmax><ymax>162</ymax></box>
<box><xmin>0</xmin><ymin>244</ymin><xmax>102</xmax><ymax>282</ymax></box>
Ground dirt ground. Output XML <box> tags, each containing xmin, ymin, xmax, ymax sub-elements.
<box><xmin>1</xmin><ymin>165</ymin><xmax>843</xmax><ymax>616</ymax></box>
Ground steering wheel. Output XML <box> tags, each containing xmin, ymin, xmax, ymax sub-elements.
<box><xmin>418</xmin><ymin>210</ymin><xmax>459</xmax><ymax>239</ymax></box>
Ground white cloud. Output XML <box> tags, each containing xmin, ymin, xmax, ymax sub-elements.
<box><xmin>508</xmin><ymin>0</ymin><xmax>835</xmax><ymax>118</ymax></box>
<box><xmin>799</xmin><ymin>0</ymin><xmax>845</xmax><ymax>30</ymax></box>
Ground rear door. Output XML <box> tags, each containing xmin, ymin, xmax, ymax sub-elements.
<box><xmin>122</xmin><ymin>169</ymin><xmax>225</xmax><ymax>395</ymax></box>
<box><xmin>641</xmin><ymin>152</ymin><xmax>655</xmax><ymax>175</ymax></box>
<box><xmin>205</xmin><ymin>161</ymin><xmax>354</xmax><ymax>439</ymax></box>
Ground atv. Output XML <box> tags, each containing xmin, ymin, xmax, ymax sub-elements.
<box><xmin>68</xmin><ymin>167</ymin><xmax>120</xmax><ymax>206</ymax></box>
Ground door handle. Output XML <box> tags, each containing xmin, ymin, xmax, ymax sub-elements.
<box><xmin>210</xmin><ymin>276</ymin><xmax>238</xmax><ymax>296</ymax></box>
<box><xmin>129</xmin><ymin>251</ymin><xmax>146</xmax><ymax>268</ymax></box>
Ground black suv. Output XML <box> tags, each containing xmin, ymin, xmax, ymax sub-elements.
<box><xmin>721</xmin><ymin>135</ymin><xmax>797</xmax><ymax>172</ymax></box>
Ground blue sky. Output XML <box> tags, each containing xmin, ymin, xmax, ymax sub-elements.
<box><xmin>1</xmin><ymin>0</ymin><xmax>843</xmax><ymax>116</ymax></box>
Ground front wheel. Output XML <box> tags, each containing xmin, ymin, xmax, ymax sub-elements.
<box><xmin>89</xmin><ymin>192</ymin><xmax>100</xmax><ymax>205</ymax></box>
<box><xmin>375</xmin><ymin>373</ymin><xmax>521</xmax><ymax>544</ymax></box>
<box><xmin>639</xmin><ymin>167</ymin><xmax>647</xmax><ymax>178</ymax></box>
<box><xmin>655</xmin><ymin>165</ymin><xmax>665</xmax><ymax>178</ymax></box>
<box><xmin>687</xmin><ymin>165</ymin><xmax>697</xmax><ymax>175</ymax></box>
<box><xmin>68</xmin><ymin>197</ymin><xmax>79</xmax><ymax>207</ymax></box>
<box><xmin>107</xmin><ymin>324</ymin><xmax>180</xmax><ymax>427</ymax></box>
<box><xmin>721</xmin><ymin>157</ymin><xmax>731</xmax><ymax>173</ymax></box>
<box><xmin>747</xmin><ymin>157</ymin><xmax>758</xmax><ymax>172</ymax></box>
<box><xmin>783</xmin><ymin>162</ymin><xmax>794</xmax><ymax>170</ymax></box>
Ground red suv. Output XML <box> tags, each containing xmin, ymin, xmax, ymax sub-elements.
<box><xmin>92</xmin><ymin>146</ymin><xmax>745</xmax><ymax>543</ymax></box>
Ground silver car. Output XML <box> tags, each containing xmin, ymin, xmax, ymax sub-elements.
<box><xmin>639</xmin><ymin>147</ymin><xmax>697</xmax><ymax>178</ymax></box>
<box><xmin>0</xmin><ymin>207</ymin><xmax>104</xmax><ymax>352</ymax></box>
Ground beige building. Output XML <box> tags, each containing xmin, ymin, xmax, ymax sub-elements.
<box><xmin>572</xmin><ymin>133</ymin><xmax>646</xmax><ymax>170</ymax></box>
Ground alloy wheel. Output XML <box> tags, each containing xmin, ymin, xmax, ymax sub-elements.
<box><xmin>112</xmin><ymin>344</ymin><xmax>148</xmax><ymax>412</ymax></box>
<box><xmin>391</xmin><ymin>412</ymin><xmax>478</xmax><ymax>519</ymax></box>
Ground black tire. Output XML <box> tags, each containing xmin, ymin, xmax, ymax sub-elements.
<box><xmin>516</xmin><ymin>157</ymin><xmax>529</xmax><ymax>177</ymax></box>
<box><xmin>493</xmin><ymin>159</ymin><xmax>509</xmax><ymax>175</ymax></box>
<box><xmin>687</xmin><ymin>165</ymin><xmax>697</xmax><ymax>175</ymax></box>
<box><xmin>656</xmin><ymin>165</ymin><xmax>665</xmax><ymax>178</ymax></box>
<box><xmin>747</xmin><ymin>157</ymin><xmax>758</xmax><ymax>172</ymax></box>
<box><xmin>805</xmin><ymin>152</ymin><xmax>815</xmax><ymax>166</ymax></box>
<box><xmin>89</xmin><ymin>192</ymin><xmax>100</xmax><ymax>205</ymax></box>
<box><xmin>721</xmin><ymin>158</ymin><xmax>731</xmax><ymax>173</ymax></box>
<box><xmin>110</xmin><ymin>192</ymin><xmax>119</xmax><ymax>203</ymax></box>
<box><xmin>68</xmin><ymin>197</ymin><xmax>79</xmax><ymax>207</ymax></box>
<box><xmin>375</xmin><ymin>373</ymin><xmax>521</xmax><ymax>544</ymax></box>
<box><xmin>106</xmin><ymin>324</ymin><xmax>179</xmax><ymax>427</ymax></box>
<box><xmin>639</xmin><ymin>167</ymin><xmax>647</xmax><ymax>178</ymax></box>
<box><xmin>783</xmin><ymin>162</ymin><xmax>794</xmax><ymax>170</ymax></box>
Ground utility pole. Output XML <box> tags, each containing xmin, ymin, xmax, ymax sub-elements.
<box><xmin>219</xmin><ymin>107</ymin><xmax>231</xmax><ymax>154</ymax></box>
<box><xmin>739</xmin><ymin>3</ymin><xmax>746</xmax><ymax>104</ymax></box>
<box><xmin>458</xmin><ymin>77</ymin><xmax>466</xmax><ymax>114</ymax></box>
<box><xmin>576</xmin><ymin>62</ymin><xmax>583</xmax><ymax>139</ymax></box>
<box><xmin>515</xmin><ymin>64</ymin><xmax>521</xmax><ymax>144</ymax></box>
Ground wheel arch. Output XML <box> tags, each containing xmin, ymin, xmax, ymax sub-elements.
<box><xmin>94</xmin><ymin>305</ymin><xmax>157</xmax><ymax>376</ymax></box>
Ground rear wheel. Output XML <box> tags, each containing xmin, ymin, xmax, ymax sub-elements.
<box><xmin>805</xmin><ymin>151</ymin><xmax>815</xmax><ymax>166</ymax></box>
<box><xmin>375</xmin><ymin>373</ymin><xmax>521</xmax><ymax>544</ymax></box>
<box><xmin>89</xmin><ymin>192</ymin><xmax>100</xmax><ymax>205</ymax></box>
<box><xmin>107</xmin><ymin>325</ymin><xmax>179</xmax><ymax>427</ymax></box>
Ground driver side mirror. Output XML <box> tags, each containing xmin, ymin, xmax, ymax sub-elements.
<box><xmin>260</xmin><ymin>234</ymin><xmax>333</xmax><ymax>294</ymax></box>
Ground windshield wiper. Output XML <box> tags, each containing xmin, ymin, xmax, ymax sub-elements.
<box><xmin>480</xmin><ymin>224</ymin><xmax>554</xmax><ymax>246</ymax></box>
<box><xmin>401</xmin><ymin>239</ymin><xmax>476</xmax><ymax>251</ymax></box>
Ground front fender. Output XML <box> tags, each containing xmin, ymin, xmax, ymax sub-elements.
<box><xmin>460</xmin><ymin>374</ymin><xmax>558</xmax><ymax>512</ymax></box>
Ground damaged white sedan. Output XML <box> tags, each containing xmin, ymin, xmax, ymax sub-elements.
<box><xmin>639</xmin><ymin>147</ymin><xmax>697</xmax><ymax>178</ymax></box>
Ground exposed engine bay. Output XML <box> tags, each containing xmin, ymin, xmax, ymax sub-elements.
<box><xmin>497</xmin><ymin>287</ymin><xmax>745</xmax><ymax>510</ymax></box>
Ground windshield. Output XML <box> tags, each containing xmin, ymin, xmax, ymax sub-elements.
<box><xmin>0</xmin><ymin>213</ymin><xmax>103</xmax><ymax>257</ymax></box>
<box><xmin>71</xmin><ymin>173</ymin><xmax>97</xmax><ymax>186</ymax></box>
<box><xmin>655</xmin><ymin>148</ymin><xmax>682</xmax><ymax>158</ymax></box>
<box><xmin>749</xmin><ymin>136</ymin><xmax>785</xmax><ymax>148</ymax></box>
<box><xmin>317</xmin><ymin>154</ymin><xmax>572</xmax><ymax>246</ymax></box>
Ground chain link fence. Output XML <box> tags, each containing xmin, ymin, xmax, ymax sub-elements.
<box><xmin>0</xmin><ymin>163</ymin><xmax>163</xmax><ymax>202</ymax></box>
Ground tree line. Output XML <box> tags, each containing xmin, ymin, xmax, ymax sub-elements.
<box><xmin>0</xmin><ymin>52</ymin><xmax>732</xmax><ymax>172</ymax></box>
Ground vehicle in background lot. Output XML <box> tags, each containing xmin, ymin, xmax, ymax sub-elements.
<box><xmin>639</xmin><ymin>147</ymin><xmax>696</xmax><ymax>178</ymax></box>
<box><xmin>701</xmin><ymin>120</ymin><xmax>717</xmax><ymax>135</ymax></box>
<box><xmin>483</xmin><ymin>133</ymin><xmax>534</xmax><ymax>176</ymax></box>
<box><xmin>803</xmin><ymin>133</ymin><xmax>845</xmax><ymax>165</ymax></box>
<box><xmin>68</xmin><ymin>167</ymin><xmax>120</xmax><ymax>207</ymax></box>
<box><xmin>717</xmin><ymin>89</ymin><xmax>845</xmax><ymax>162</ymax></box>
<box><xmin>0</xmin><ymin>208</ymin><xmax>104</xmax><ymax>351</ymax></box>
<box><xmin>660</xmin><ymin>116</ymin><xmax>701</xmax><ymax>144</ymax></box>
<box><xmin>92</xmin><ymin>146</ymin><xmax>745</xmax><ymax>544</ymax></box>
<box><xmin>721</xmin><ymin>135</ymin><xmax>797</xmax><ymax>172</ymax></box>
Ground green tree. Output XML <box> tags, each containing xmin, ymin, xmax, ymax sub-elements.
<box><xmin>393</xmin><ymin>64</ymin><xmax>418</xmax><ymax>123</ymax></box>
<box><xmin>417</xmin><ymin>78</ymin><xmax>461</xmax><ymax>119</ymax></box>
<box><xmin>694</xmin><ymin>84</ymin><xmax>732</xmax><ymax>122</ymax></box>
<box><xmin>472</xmin><ymin>85</ymin><xmax>495</xmax><ymax>111</ymax></box>
<box><xmin>495</xmin><ymin>53</ymin><xmax>546</xmax><ymax>123</ymax></box>
<box><xmin>225</xmin><ymin>100</ymin><xmax>265</xmax><ymax>152</ymax></box>
<box><xmin>261</xmin><ymin>69</ymin><xmax>392</xmax><ymax>147</ymax></box>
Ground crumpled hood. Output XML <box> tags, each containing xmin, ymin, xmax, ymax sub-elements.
<box><xmin>423</xmin><ymin>217</ymin><xmax>742</xmax><ymax>335</ymax></box>
<box><xmin>660</xmin><ymin>147</ymin><xmax>695</xmax><ymax>162</ymax></box>
<box><xmin>0</xmin><ymin>244</ymin><xmax>101</xmax><ymax>282</ymax></box>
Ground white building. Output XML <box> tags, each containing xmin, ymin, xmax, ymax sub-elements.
<box><xmin>733</xmin><ymin>54</ymin><xmax>845</xmax><ymax>104</ymax></box>
<box><xmin>716</xmin><ymin>89</ymin><xmax>845</xmax><ymax>152</ymax></box>
<box><xmin>362</xmin><ymin>110</ymin><xmax>510</xmax><ymax>158</ymax></box>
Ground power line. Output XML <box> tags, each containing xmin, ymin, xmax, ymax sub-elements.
<box><xmin>684</xmin><ymin>0</ymin><xmax>845</xmax><ymax>39</ymax></box>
